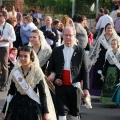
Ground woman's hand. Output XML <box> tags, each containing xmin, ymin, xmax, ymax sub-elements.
<box><xmin>43</xmin><ymin>113</ymin><xmax>51</xmax><ymax>120</ymax></box>
<box><xmin>2</xmin><ymin>113</ymin><xmax>5</xmax><ymax>120</ymax></box>
<box><xmin>47</xmin><ymin>72</ymin><xmax>55</xmax><ymax>81</ymax></box>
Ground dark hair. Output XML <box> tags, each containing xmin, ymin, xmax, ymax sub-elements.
<box><xmin>15</xmin><ymin>8</ymin><xmax>19</xmax><ymax>12</ymax></box>
<box><xmin>76</xmin><ymin>14</ymin><xmax>83</xmax><ymax>23</ymax></box>
<box><xmin>82</xmin><ymin>15</ymin><xmax>87</xmax><ymax>19</ymax></box>
<box><xmin>99</xmin><ymin>8</ymin><xmax>104</xmax><ymax>13</ymax></box>
<box><xmin>0</xmin><ymin>10</ymin><xmax>7</xmax><ymax>18</ymax></box>
<box><xmin>1</xmin><ymin>5</ymin><xmax>6</xmax><ymax>9</ymax></box>
<box><xmin>114</xmin><ymin>4</ymin><xmax>120</xmax><ymax>10</ymax></box>
<box><xmin>104</xmin><ymin>9</ymin><xmax>109</xmax><ymax>14</ymax></box>
<box><xmin>117</xmin><ymin>12</ymin><xmax>120</xmax><ymax>17</ymax></box>
<box><xmin>105</xmin><ymin>23</ymin><xmax>112</xmax><ymax>31</ymax></box>
<box><xmin>19</xmin><ymin>46</ymin><xmax>34</xmax><ymax>62</ymax></box>
<box><xmin>53</xmin><ymin>19</ymin><xmax>60</xmax><ymax>26</ymax></box>
<box><xmin>23</xmin><ymin>13</ymin><xmax>28</xmax><ymax>17</ymax></box>
<box><xmin>33</xmin><ymin>17</ymin><xmax>40</xmax><ymax>26</ymax></box>
<box><xmin>6</xmin><ymin>18</ymin><xmax>14</xmax><ymax>26</ymax></box>
<box><xmin>72</xmin><ymin>14</ymin><xmax>80</xmax><ymax>22</ymax></box>
<box><xmin>31</xmin><ymin>9</ymin><xmax>36</xmax><ymax>14</ymax></box>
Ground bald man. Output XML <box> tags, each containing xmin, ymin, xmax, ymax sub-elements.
<box><xmin>47</xmin><ymin>26</ymin><xmax>89</xmax><ymax>120</ymax></box>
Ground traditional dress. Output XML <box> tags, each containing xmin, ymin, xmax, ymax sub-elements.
<box><xmin>48</xmin><ymin>44</ymin><xmax>89</xmax><ymax>120</ymax></box>
<box><xmin>36</xmin><ymin>32</ymin><xmax>52</xmax><ymax>72</ymax></box>
<box><xmin>2</xmin><ymin>51</ymin><xmax>56</xmax><ymax>120</ymax></box>
<box><xmin>29</xmin><ymin>30</ymin><xmax>52</xmax><ymax>73</ymax></box>
<box><xmin>89</xmin><ymin>30</ymin><xmax>120</xmax><ymax>96</ymax></box>
<box><xmin>101</xmin><ymin>49</ymin><xmax>120</xmax><ymax>105</ymax></box>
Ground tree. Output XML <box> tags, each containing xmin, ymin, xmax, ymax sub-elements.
<box><xmin>24</xmin><ymin>0</ymin><xmax>115</xmax><ymax>18</ymax></box>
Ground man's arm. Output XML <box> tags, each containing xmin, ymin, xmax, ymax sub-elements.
<box><xmin>96</xmin><ymin>17</ymin><xmax>101</xmax><ymax>30</ymax></box>
<box><xmin>0</xmin><ymin>25</ymin><xmax>16</xmax><ymax>42</ymax></box>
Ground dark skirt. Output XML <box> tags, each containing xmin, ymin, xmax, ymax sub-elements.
<box><xmin>89</xmin><ymin>66</ymin><xmax>101</xmax><ymax>96</ymax></box>
<box><xmin>92</xmin><ymin>50</ymin><xmax>105</xmax><ymax>89</ymax></box>
<box><xmin>101</xmin><ymin>66</ymin><xmax>119</xmax><ymax>105</ymax></box>
<box><xmin>5</xmin><ymin>94</ymin><xmax>42</xmax><ymax>120</ymax></box>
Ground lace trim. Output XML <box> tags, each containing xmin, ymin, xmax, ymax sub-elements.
<box><xmin>106</xmin><ymin>49</ymin><xmax>120</xmax><ymax>65</ymax></box>
<box><xmin>89</xmin><ymin>34</ymin><xmax>120</xmax><ymax>66</ymax></box>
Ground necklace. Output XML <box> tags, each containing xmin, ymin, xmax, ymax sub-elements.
<box><xmin>21</xmin><ymin>66</ymin><xmax>31</xmax><ymax>78</ymax></box>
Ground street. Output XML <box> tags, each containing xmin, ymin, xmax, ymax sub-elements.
<box><xmin>81</xmin><ymin>97</ymin><xmax>120</xmax><ymax>120</ymax></box>
<box><xmin>0</xmin><ymin>92</ymin><xmax>120</xmax><ymax>120</ymax></box>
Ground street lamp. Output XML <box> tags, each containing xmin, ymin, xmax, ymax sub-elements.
<box><xmin>72</xmin><ymin>0</ymin><xmax>75</xmax><ymax>18</ymax></box>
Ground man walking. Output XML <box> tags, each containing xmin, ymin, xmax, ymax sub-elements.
<box><xmin>47</xmin><ymin>26</ymin><xmax>89</xmax><ymax>120</ymax></box>
<box><xmin>0</xmin><ymin>11</ymin><xmax>16</xmax><ymax>91</ymax></box>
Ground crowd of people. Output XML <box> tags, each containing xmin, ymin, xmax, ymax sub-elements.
<box><xmin>0</xmin><ymin>3</ymin><xmax>120</xmax><ymax>120</ymax></box>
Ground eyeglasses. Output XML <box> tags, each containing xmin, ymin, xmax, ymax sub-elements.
<box><xmin>63</xmin><ymin>34</ymin><xmax>74</xmax><ymax>37</ymax></box>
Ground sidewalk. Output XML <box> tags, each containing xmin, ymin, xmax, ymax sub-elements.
<box><xmin>0</xmin><ymin>91</ymin><xmax>7</xmax><ymax>119</ymax></box>
<box><xmin>0</xmin><ymin>91</ymin><xmax>7</xmax><ymax>100</ymax></box>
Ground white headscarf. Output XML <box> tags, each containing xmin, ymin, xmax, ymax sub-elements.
<box><xmin>8</xmin><ymin>47</ymin><xmax>56</xmax><ymax>120</ymax></box>
<box><xmin>28</xmin><ymin>29</ymin><xmax>52</xmax><ymax>67</ymax></box>
<box><xmin>89</xmin><ymin>25</ymin><xmax>120</xmax><ymax>66</ymax></box>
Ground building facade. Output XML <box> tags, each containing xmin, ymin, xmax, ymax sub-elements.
<box><xmin>2</xmin><ymin>0</ymin><xmax>24</xmax><ymax>12</ymax></box>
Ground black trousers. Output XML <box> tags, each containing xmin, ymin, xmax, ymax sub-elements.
<box><xmin>56</xmin><ymin>85</ymin><xmax>81</xmax><ymax>116</ymax></box>
<box><xmin>0</xmin><ymin>47</ymin><xmax>8</xmax><ymax>86</ymax></box>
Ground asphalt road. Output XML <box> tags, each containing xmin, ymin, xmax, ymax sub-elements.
<box><xmin>81</xmin><ymin>97</ymin><xmax>120</xmax><ymax>120</ymax></box>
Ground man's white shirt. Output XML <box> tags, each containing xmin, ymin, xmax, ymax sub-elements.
<box><xmin>63</xmin><ymin>45</ymin><xmax>74</xmax><ymax>70</ymax></box>
<box><xmin>0</xmin><ymin>22</ymin><xmax>16</xmax><ymax>47</ymax></box>
<box><xmin>96</xmin><ymin>14</ymin><xmax>114</xmax><ymax>30</ymax></box>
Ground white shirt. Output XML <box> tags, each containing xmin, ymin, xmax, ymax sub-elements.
<box><xmin>23</xmin><ymin>22</ymin><xmax>37</xmax><ymax>32</ymax></box>
<box><xmin>63</xmin><ymin>45</ymin><xmax>74</xmax><ymax>70</ymax></box>
<box><xmin>56</xmin><ymin>30</ymin><xmax>62</xmax><ymax>47</ymax></box>
<box><xmin>96</xmin><ymin>14</ymin><xmax>114</xmax><ymax>30</ymax></box>
<box><xmin>0</xmin><ymin>22</ymin><xmax>16</xmax><ymax>47</ymax></box>
<box><xmin>63</xmin><ymin>45</ymin><xmax>81</xmax><ymax>88</ymax></box>
<box><xmin>46</xmin><ymin>27</ymin><xmax>53</xmax><ymax>45</ymax></box>
<box><xmin>110</xmin><ymin>10</ymin><xmax>120</xmax><ymax>20</ymax></box>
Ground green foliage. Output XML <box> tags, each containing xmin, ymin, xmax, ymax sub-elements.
<box><xmin>99</xmin><ymin>0</ymin><xmax>113</xmax><ymax>9</ymax></box>
<box><xmin>24</xmin><ymin>0</ymin><xmax>116</xmax><ymax>18</ymax></box>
